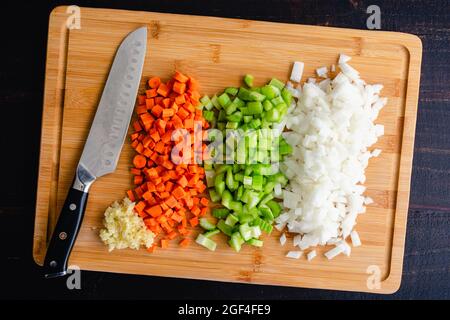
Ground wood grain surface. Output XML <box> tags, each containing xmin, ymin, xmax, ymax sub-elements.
<box><xmin>32</xmin><ymin>6</ymin><xmax>422</xmax><ymax>294</ymax></box>
<box><xmin>1</xmin><ymin>0</ymin><xmax>448</xmax><ymax>300</ymax></box>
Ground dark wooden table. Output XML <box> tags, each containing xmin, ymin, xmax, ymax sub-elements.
<box><xmin>1</xmin><ymin>0</ymin><xmax>448</xmax><ymax>300</ymax></box>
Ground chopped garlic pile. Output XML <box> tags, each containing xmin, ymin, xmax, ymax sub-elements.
<box><xmin>100</xmin><ymin>197</ymin><xmax>154</xmax><ymax>251</ymax></box>
<box><xmin>277</xmin><ymin>54</ymin><xmax>386</xmax><ymax>258</ymax></box>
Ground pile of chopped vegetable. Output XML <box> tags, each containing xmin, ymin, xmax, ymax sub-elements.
<box><xmin>193</xmin><ymin>75</ymin><xmax>293</xmax><ymax>252</ymax></box>
<box><xmin>127</xmin><ymin>71</ymin><xmax>211</xmax><ymax>251</ymax></box>
<box><xmin>276</xmin><ymin>54</ymin><xmax>386</xmax><ymax>260</ymax></box>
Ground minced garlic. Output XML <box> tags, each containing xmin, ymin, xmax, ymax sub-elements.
<box><xmin>100</xmin><ymin>197</ymin><xmax>154</xmax><ymax>251</ymax></box>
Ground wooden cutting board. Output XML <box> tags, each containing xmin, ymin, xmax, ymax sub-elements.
<box><xmin>34</xmin><ymin>6</ymin><xmax>422</xmax><ymax>293</ymax></box>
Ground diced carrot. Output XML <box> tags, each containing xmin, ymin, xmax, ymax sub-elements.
<box><xmin>148</xmin><ymin>77</ymin><xmax>161</xmax><ymax>89</ymax></box>
<box><xmin>191</xmin><ymin>206</ymin><xmax>201</xmax><ymax>216</ymax></box>
<box><xmin>126</xmin><ymin>190</ymin><xmax>135</xmax><ymax>202</ymax></box>
<box><xmin>133</xmin><ymin>154</ymin><xmax>147</xmax><ymax>169</ymax></box>
<box><xmin>134</xmin><ymin>201</ymin><xmax>146</xmax><ymax>213</ymax></box>
<box><xmin>165</xmin><ymin>196</ymin><xmax>178</xmax><ymax>208</ymax></box>
<box><xmin>145</xmin><ymin>98</ymin><xmax>154</xmax><ymax>109</ymax></box>
<box><xmin>175</xmin><ymin>94</ymin><xmax>186</xmax><ymax>105</ymax></box>
<box><xmin>138</xmin><ymin>95</ymin><xmax>146</xmax><ymax>105</ymax></box>
<box><xmin>134</xmin><ymin>175</ymin><xmax>143</xmax><ymax>185</ymax></box>
<box><xmin>179</xmin><ymin>238</ymin><xmax>191</xmax><ymax>247</ymax></box>
<box><xmin>200</xmin><ymin>197</ymin><xmax>209</xmax><ymax>206</ymax></box>
<box><xmin>160</xmin><ymin>239</ymin><xmax>169</xmax><ymax>248</ymax></box>
<box><xmin>147</xmin><ymin>245</ymin><xmax>157</xmax><ymax>253</ymax></box>
<box><xmin>129</xmin><ymin>72</ymin><xmax>211</xmax><ymax>248</ymax></box>
<box><xmin>174</xmin><ymin>71</ymin><xmax>189</xmax><ymax>83</ymax></box>
<box><xmin>151</xmin><ymin>105</ymin><xmax>164</xmax><ymax>117</ymax></box>
<box><xmin>200</xmin><ymin>207</ymin><xmax>208</xmax><ymax>217</ymax></box>
<box><xmin>167</xmin><ymin>231</ymin><xmax>177</xmax><ymax>240</ymax></box>
<box><xmin>146</xmin><ymin>205</ymin><xmax>162</xmax><ymax>218</ymax></box>
<box><xmin>173</xmin><ymin>81</ymin><xmax>186</xmax><ymax>94</ymax></box>
<box><xmin>177</xmin><ymin>176</ymin><xmax>188</xmax><ymax>188</ymax></box>
<box><xmin>172</xmin><ymin>186</ymin><xmax>185</xmax><ymax>199</ymax></box>
<box><xmin>189</xmin><ymin>216</ymin><xmax>199</xmax><ymax>227</ymax></box>
<box><xmin>146</xmin><ymin>88</ymin><xmax>158</xmax><ymax>98</ymax></box>
<box><xmin>157</xmin><ymin>83</ymin><xmax>169</xmax><ymax>97</ymax></box>
<box><xmin>132</xmin><ymin>120</ymin><xmax>143</xmax><ymax>132</ymax></box>
<box><xmin>188</xmin><ymin>77</ymin><xmax>199</xmax><ymax>91</ymax></box>
<box><xmin>162</xmin><ymin>108</ymin><xmax>175</xmax><ymax>117</ymax></box>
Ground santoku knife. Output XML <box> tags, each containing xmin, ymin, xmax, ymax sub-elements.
<box><xmin>43</xmin><ymin>27</ymin><xmax>147</xmax><ymax>278</ymax></box>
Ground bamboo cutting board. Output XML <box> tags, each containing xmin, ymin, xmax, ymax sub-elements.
<box><xmin>34</xmin><ymin>6</ymin><xmax>422</xmax><ymax>293</ymax></box>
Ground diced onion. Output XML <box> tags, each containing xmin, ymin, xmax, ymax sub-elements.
<box><xmin>279</xmin><ymin>233</ymin><xmax>287</xmax><ymax>246</ymax></box>
<box><xmin>286</xmin><ymin>251</ymin><xmax>303</xmax><ymax>259</ymax></box>
<box><xmin>324</xmin><ymin>245</ymin><xmax>344</xmax><ymax>260</ymax></box>
<box><xmin>278</xmin><ymin>54</ymin><xmax>386</xmax><ymax>257</ymax></box>
<box><xmin>307</xmin><ymin>250</ymin><xmax>317</xmax><ymax>261</ymax></box>
<box><xmin>290</xmin><ymin>61</ymin><xmax>305</xmax><ymax>83</ymax></box>
<box><xmin>350</xmin><ymin>230</ymin><xmax>362</xmax><ymax>247</ymax></box>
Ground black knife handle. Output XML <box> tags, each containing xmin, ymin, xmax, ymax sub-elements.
<box><xmin>43</xmin><ymin>185</ymin><xmax>89</xmax><ymax>278</ymax></box>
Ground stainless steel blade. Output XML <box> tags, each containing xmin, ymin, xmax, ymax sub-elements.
<box><xmin>75</xmin><ymin>27</ymin><xmax>147</xmax><ymax>191</ymax></box>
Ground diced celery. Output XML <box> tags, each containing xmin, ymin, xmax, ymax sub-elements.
<box><xmin>281</xmin><ymin>87</ymin><xmax>293</xmax><ymax>106</ymax></box>
<box><xmin>218</xmin><ymin>109</ymin><xmax>227</xmax><ymax>121</ymax></box>
<box><xmin>226</xmin><ymin>111</ymin><xmax>242</xmax><ymax>122</ymax></box>
<box><xmin>225</xmin><ymin>102</ymin><xmax>238</xmax><ymax>115</ymax></box>
<box><xmin>234</xmin><ymin>173</ymin><xmax>244</xmax><ymax>182</ymax></box>
<box><xmin>259</xmin><ymin>193</ymin><xmax>274</xmax><ymax>206</ymax></box>
<box><xmin>249</xmin><ymin>91</ymin><xmax>266</xmax><ymax>102</ymax></box>
<box><xmin>225</xmin><ymin>87</ymin><xmax>239</xmax><ymax>96</ymax></box>
<box><xmin>228</xmin><ymin>232</ymin><xmax>244</xmax><ymax>252</ymax></box>
<box><xmin>214</xmin><ymin>173</ymin><xmax>226</xmax><ymax>195</ymax></box>
<box><xmin>252</xmin><ymin>175</ymin><xmax>263</xmax><ymax>191</ymax></box>
<box><xmin>229</xmin><ymin>201</ymin><xmax>243</xmax><ymax>214</ymax></box>
<box><xmin>235</xmin><ymin>185</ymin><xmax>244</xmax><ymax>201</ymax></box>
<box><xmin>221</xmin><ymin>190</ymin><xmax>233</xmax><ymax>209</ymax></box>
<box><xmin>249</xmin><ymin>118</ymin><xmax>261</xmax><ymax>129</ymax></box>
<box><xmin>209</xmin><ymin>189</ymin><xmax>221</xmax><ymax>202</ymax></box>
<box><xmin>200</xmin><ymin>218</ymin><xmax>217</xmax><ymax>231</ymax></box>
<box><xmin>203</xmin><ymin>229</ymin><xmax>220</xmax><ymax>238</ymax></box>
<box><xmin>263</xmin><ymin>100</ymin><xmax>273</xmax><ymax>111</ymax></box>
<box><xmin>225</xmin><ymin>168</ymin><xmax>235</xmax><ymax>191</ymax></box>
<box><xmin>265</xmin><ymin>108</ymin><xmax>280</xmax><ymax>122</ymax></box>
<box><xmin>212</xmin><ymin>208</ymin><xmax>230</xmax><ymax>218</ymax></box>
<box><xmin>226</xmin><ymin>121</ymin><xmax>239</xmax><ymax>129</ymax></box>
<box><xmin>195</xmin><ymin>234</ymin><xmax>217</xmax><ymax>251</ymax></box>
<box><xmin>203</xmin><ymin>110</ymin><xmax>215</xmax><ymax>122</ymax></box>
<box><xmin>263</xmin><ymin>181</ymin><xmax>276</xmax><ymax>194</ymax></box>
<box><xmin>211</xmin><ymin>95</ymin><xmax>221</xmax><ymax>109</ymax></box>
<box><xmin>260</xmin><ymin>85</ymin><xmax>280</xmax><ymax>99</ymax></box>
<box><xmin>250</xmin><ymin>225</ymin><xmax>262</xmax><ymax>238</ymax></box>
<box><xmin>244</xmin><ymin>74</ymin><xmax>254</xmax><ymax>87</ymax></box>
<box><xmin>247</xmin><ymin>238</ymin><xmax>263</xmax><ymax>247</ymax></box>
<box><xmin>233</xmin><ymin>97</ymin><xmax>245</xmax><ymax>108</ymax></box>
<box><xmin>266</xmin><ymin>200</ymin><xmax>282</xmax><ymax>218</ymax></box>
<box><xmin>225</xmin><ymin>213</ymin><xmax>239</xmax><ymax>226</ymax></box>
<box><xmin>243</xmin><ymin>176</ymin><xmax>253</xmax><ymax>188</ymax></box>
<box><xmin>239</xmin><ymin>223</ymin><xmax>253</xmax><ymax>241</ymax></box>
<box><xmin>217</xmin><ymin>219</ymin><xmax>233</xmax><ymax>236</ymax></box>
<box><xmin>218</xmin><ymin>93</ymin><xmax>231</xmax><ymax>108</ymax></box>
<box><xmin>238</xmin><ymin>87</ymin><xmax>253</xmax><ymax>101</ymax></box>
<box><xmin>258</xmin><ymin>205</ymin><xmax>274</xmax><ymax>221</ymax></box>
<box><xmin>247</xmin><ymin>191</ymin><xmax>260</xmax><ymax>209</ymax></box>
<box><xmin>271</xmin><ymin>96</ymin><xmax>284</xmax><ymax>107</ymax></box>
<box><xmin>269</xmin><ymin>78</ymin><xmax>285</xmax><ymax>90</ymax></box>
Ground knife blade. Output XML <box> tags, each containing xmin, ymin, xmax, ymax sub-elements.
<box><xmin>43</xmin><ymin>27</ymin><xmax>147</xmax><ymax>278</ymax></box>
